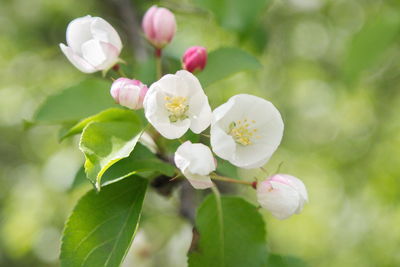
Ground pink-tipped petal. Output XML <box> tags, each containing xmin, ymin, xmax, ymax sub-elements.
<box><xmin>66</xmin><ymin>15</ymin><xmax>93</xmax><ymax>53</ymax></box>
<box><xmin>110</xmin><ymin>78</ymin><xmax>148</xmax><ymax>110</ymax></box>
<box><xmin>142</xmin><ymin>6</ymin><xmax>158</xmax><ymax>39</ymax></box>
<box><xmin>59</xmin><ymin>43</ymin><xmax>96</xmax><ymax>73</ymax></box>
<box><xmin>91</xmin><ymin>17</ymin><xmax>122</xmax><ymax>52</ymax></box>
<box><xmin>153</xmin><ymin>8</ymin><xmax>176</xmax><ymax>45</ymax></box>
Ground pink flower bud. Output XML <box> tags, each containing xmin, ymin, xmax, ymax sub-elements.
<box><xmin>182</xmin><ymin>46</ymin><xmax>207</xmax><ymax>73</ymax></box>
<box><xmin>142</xmin><ymin>5</ymin><xmax>177</xmax><ymax>49</ymax></box>
<box><xmin>110</xmin><ymin>78</ymin><xmax>148</xmax><ymax>110</ymax></box>
<box><xmin>257</xmin><ymin>174</ymin><xmax>308</xmax><ymax>220</ymax></box>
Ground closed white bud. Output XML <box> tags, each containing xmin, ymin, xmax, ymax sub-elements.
<box><xmin>60</xmin><ymin>15</ymin><xmax>122</xmax><ymax>73</ymax></box>
<box><xmin>174</xmin><ymin>141</ymin><xmax>216</xmax><ymax>189</ymax></box>
<box><xmin>257</xmin><ymin>174</ymin><xmax>308</xmax><ymax>220</ymax></box>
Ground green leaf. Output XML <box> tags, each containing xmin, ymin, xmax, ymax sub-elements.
<box><xmin>343</xmin><ymin>10</ymin><xmax>400</xmax><ymax>83</ymax></box>
<box><xmin>60</xmin><ymin>176</ymin><xmax>147</xmax><ymax>267</ymax></box>
<box><xmin>33</xmin><ymin>79</ymin><xmax>117</xmax><ymax>124</ymax></box>
<box><xmin>267</xmin><ymin>254</ymin><xmax>308</xmax><ymax>267</ymax></box>
<box><xmin>100</xmin><ymin>143</ymin><xmax>175</xmax><ymax>186</ymax></box>
<box><xmin>194</xmin><ymin>0</ymin><xmax>269</xmax><ymax>33</ymax></box>
<box><xmin>70</xmin><ymin>144</ymin><xmax>175</xmax><ymax>191</ymax></box>
<box><xmin>79</xmin><ymin>112</ymin><xmax>142</xmax><ymax>189</ymax></box>
<box><xmin>60</xmin><ymin>108</ymin><xmax>136</xmax><ymax>141</ymax></box>
<box><xmin>198</xmin><ymin>47</ymin><xmax>262</xmax><ymax>87</ymax></box>
<box><xmin>188</xmin><ymin>195</ymin><xmax>268</xmax><ymax>267</ymax></box>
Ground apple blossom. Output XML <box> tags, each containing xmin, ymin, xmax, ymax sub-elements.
<box><xmin>110</xmin><ymin>78</ymin><xmax>148</xmax><ymax>110</ymax></box>
<box><xmin>182</xmin><ymin>46</ymin><xmax>207</xmax><ymax>73</ymax></box>
<box><xmin>257</xmin><ymin>174</ymin><xmax>308</xmax><ymax>220</ymax></box>
<box><xmin>142</xmin><ymin>5</ymin><xmax>177</xmax><ymax>49</ymax></box>
<box><xmin>59</xmin><ymin>15</ymin><xmax>122</xmax><ymax>73</ymax></box>
<box><xmin>210</xmin><ymin>94</ymin><xmax>284</xmax><ymax>169</ymax></box>
<box><xmin>143</xmin><ymin>70</ymin><xmax>212</xmax><ymax>139</ymax></box>
<box><xmin>174</xmin><ymin>141</ymin><xmax>216</xmax><ymax>189</ymax></box>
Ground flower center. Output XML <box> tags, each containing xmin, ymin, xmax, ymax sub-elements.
<box><xmin>228</xmin><ymin>119</ymin><xmax>258</xmax><ymax>146</ymax></box>
<box><xmin>165</xmin><ymin>96</ymin><xmax>189</xmax><ymax>122</ymax></box>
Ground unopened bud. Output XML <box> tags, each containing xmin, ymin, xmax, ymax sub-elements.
<box><xmin>257</xmin><ymin>174</ymin><xmax>308</xmax><ymax>220</ymax></box>
<box><xmin>142</xmin><ymin>5</ymin><xmax>176</xmax><ymax>49</ymax></box>
<box><xmin>110</xmin><ymin>78</ymin><xmax>148</xmax><ymax>110</ymax></box>
<box><xmin>182</xmin><ymin>46</ymin><xmax>207</xmax><ymax>73</ymax></box>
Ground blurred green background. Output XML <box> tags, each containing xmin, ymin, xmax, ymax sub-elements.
<box><xmin>1</xmin><ymin>0</ymin><xmax>400</xmax><ymax>266</ymax></box>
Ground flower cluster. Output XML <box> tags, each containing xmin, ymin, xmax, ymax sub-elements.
<box><xmin>60</xmin><ymin>5</ymin><xmax>308</xmax><ymax>220</ymax></box>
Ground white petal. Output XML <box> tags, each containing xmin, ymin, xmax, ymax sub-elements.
<box><xmin>239</xmin><ymin>155</ymin><xmax>271</xmax><ymax>169</ymax></box>
<box><xmin>154</xmin><ymin>119</ymin><xmax>190</xmax><ymax>139</ymax></box>
<box><xmin>280</xmin><ymin>174</ymin><xmax>308</xmax><ymax>213</ymax></box>
<box><xmin>212</xmin><ymin>97</ymin><xmax>236</xmax><ymax>123</ymax></box>
<box><xmin>189</xmin><ymin>99</ymin><xmax>212</xmax><ymax>133</ymax></box>
<box><xmin>96</xmin><ymin>42</ymin><xmax>120</xmax><ymax>70</ymax></box>
<box><xmin>144</xmin><ymin>87</ymin><xmax>190</xmax><ymax>139</ymax></box>
<box><xmin>81</xmin><ymin>39</ymin><xmax>107</xmax><ymax>67</ymax></box>
<box><xmin>80</xmin><ymin>39</ymin><xmax>119</xmax><ymax>71</ymax></box>
<box><xmin>257</xmin><ymin>180</ymin><xmax>300</xmax><ymax>220</ymax></box>
<box><xmin>157</xmin><ymin>73</ymin><xmax>186</xmax><ymax>96</ymax></box>
<box><xmin>66</xmin><ymin>15</ymin><xmax>93</xmax><ymax>54</ymax></box>
<box><xmin>175</xmin><ymin>141</ymin><xmax>216</xmax><ymax>175</ymax></box>
<box><xmin>184</xmin><ymin>171</ymin><xmax>213</xmax><ymax>190</ymax></box>
<box><xmin>118</xmin><ymin>85</ymin><xmax>141</xmax><ymax>109</ymax></box>
<box><xmin>174</xmin><ymin>71</ymin><xmax>212</xmax><ymax>133</ymax></box>
<box><xmin>174</xmin><ymin>141</ymin><xmax>215</xmax><ymax>190</ymax></box>
<box><xmin>187</xmin><ymin>143</ymin><xmax>216</xmax><ymax>175</ymax></box>
<box><xmin>211</xmin><ymin>94</ymin><xmax>284</xmax><ymax>169</ymax></box>
<box><xmin>90</xmin><ymin>17</ymin><xmax>122</xmax><ymax>52</ymax></box>
<box><xmin>210</xmin><ymin>126</ymin><xmax>236</xmax><ymax>161</ymax></box>
<box><xmin>174</xmin><ymin>141</ymin><xmax>192</xmax><ymax>172</ymax></box>
<box><xmin>59</xmin><ymin>43</ymin><xmax>97</xmax><ymax>73</ymax></box>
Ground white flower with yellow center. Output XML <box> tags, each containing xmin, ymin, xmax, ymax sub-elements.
<box><xmin>174</xmin><ymin>141</ymin><xmax>216</xmax><ymax>189</ymax></box>
<box><xmin>210</xmin><ymin>94</ymin><xmax>284</xmax><ymax>169</ymax></box>
<box><xmin>143</xmin><ymin>70</ymin><xmax>212</xmax><ymax>139</ymax></box>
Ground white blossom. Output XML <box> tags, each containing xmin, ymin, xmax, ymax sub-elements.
<box><xmin>257</xmin><ymin>174</ymin><xmax>308</xmax><ymax>220</ymax></box>
<box><xmin>60</xmin><ymin>15</ymin><xmax>122</xmax><ymax>73</ymax></box>
<box><xmin>143</xmin><ymin>70</ymin><xmax>212</xmax><ymax>139</ymax></box>
<box><xmin>210</xmin><ymin>94</ymin><xmax>284</xmax><ymax>169</ymax></box>
<box><xmin>174</xmin><ymin>141</ymin><xmax>216</xmax><ymax>189</ymax></box>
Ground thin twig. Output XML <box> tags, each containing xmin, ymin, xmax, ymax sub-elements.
<box><xmin>210</xmin><ymin>173</ymin><xmax>253</xmax><ymax>186</ymax></box>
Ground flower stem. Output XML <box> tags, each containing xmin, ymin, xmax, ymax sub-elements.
<box><xmin>155</xmin><ymin>48</ymin><xmax>162</xmax><ymax>79</ymax></box>
<box><xmin>118</xmin><ymin>67</ymin><xmax>127</xmax><ymax>78</ymax></box>
<box><xmin>210</xmin><ymin>173</ymin><xmax>253</xmax><ymax>186</ymax></box>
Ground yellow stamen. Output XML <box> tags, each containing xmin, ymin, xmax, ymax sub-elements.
<box><xmin>228</xmin><ymin>119</ymin><xmax>258</xmax><ymax>146</ymax></box>
<box><xmin>165</xmin><ymin>96</ymin><xmax>189</xmax><ymax>122</ymax></box>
